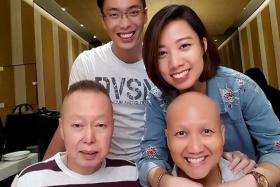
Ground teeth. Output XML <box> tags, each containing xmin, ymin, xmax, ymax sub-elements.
<box><xmin>119</xmin><ymin>32</ymin><xmax>133</xmax><ymax>38</ymax></box>
<box><xmin>172</xmin><ymin>70</ymin><xmax>188</xmax><ymax>79</ymax></box>
<box><xmin>186</xmin><ymin>157</ymin><xmax>206</xmax><ymax>164</ymax></box>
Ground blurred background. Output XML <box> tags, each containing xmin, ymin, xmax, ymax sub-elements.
<box><xmin>0</xmin><ymin>0</ymin><xmax>279</xmax><ymax>138</ymax></box>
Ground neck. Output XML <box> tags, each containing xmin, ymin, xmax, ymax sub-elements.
<box><xmin>179</xmin><ymin>165</ymin><xmax>222</xmax><ymax>187</ymax></box>
<box><xmin>64</xmin><ymin>155</ymin><xmax>102</xmax><ymax>175</ymax></box>
<box><xmin>181</xmin><ymin>81</ymin><xmax>207</xmax><ymax>94</ymax></box>
<box><xmin>111</xmin><ymin>42</ymin><xmax>142</xmax><ymax>64</ymax></box>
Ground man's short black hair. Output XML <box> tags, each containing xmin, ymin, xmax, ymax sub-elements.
<box><xmin>97</xmin><ymin>0</ymin><xmax>146</xmax><ymax>13</ymax></box>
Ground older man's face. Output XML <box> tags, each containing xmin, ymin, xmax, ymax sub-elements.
<box><xmin>60</xmin><ymin>90</ymin><xmax>113</xmax><ymax>175</ymax></box>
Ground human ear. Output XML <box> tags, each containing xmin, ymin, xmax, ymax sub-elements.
<box><xmin>143</xmin><ymin>8</ymin><xmax>148</xmax><ymax>24</ymax></box>
<box><xmin>221</xmin><ymin>124</ymin><xmax>225</xmax><ymax>145</ymax></box>
<box><xmin>101</xmin><ymin>18</ymin><xmax>107</xmax><ymax>31</ymax></box>
<box><xmin>59</xmin><ymin>118</ymin><xmax>64</xmax><ymax>141</ymax></box>
<box><xmin>202</xmin><ymin>37</ymin><xmax>208</xmax><ymax>52</ymax></box>
<box><xmin>165</xmin><ymin>129</ymin><xmax>171</xmax><ymax>149</ymax></box>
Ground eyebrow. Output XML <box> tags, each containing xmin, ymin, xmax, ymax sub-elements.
<box><xmin>159</xmin><ymin>36</ymin><xmax>193</xmax><ymax>48</ymax></box>
<box><xmin>69</xmin><ymin>113</ymin><xmax>108</xmax><ymax>119</ymax></box>
<box><xmin>176</xmin><ymin>36</ymin><xmax>193</xmax><ymax>43</ymax></box>
<box><xmin>106</xmin><ymin>5</ymin><xmax>142</xmax><ymax>12</ymax></box>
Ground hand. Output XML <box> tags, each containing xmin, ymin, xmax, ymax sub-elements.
<box><xmin>223</xmin><ymin>151</ymin><xmax>256</xmax><ymax>174</ymax></box>
<box><xmin>160</xmin><ymin>174</ymin><xmax>203</xmax><ymax>187</ymax></box>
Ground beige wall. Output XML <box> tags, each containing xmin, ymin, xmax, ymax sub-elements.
<box><xmin>0</xmin><ymin>0</ymin><xmax>37</xmax><ymax>123</ymax></box>
<box><xmin>0</xmin><ymin>0</ymin><xmax>13</xmax><ymax>123</ymax></box>
<box><xmin>219</xmin><ymin>32</ymin><xmax>243</xmax><ymax>73</ymax></box>
<box><xmin>219</xmin><ymin>0</ymin><xmax>280</xmax><ymax>89</ymax></box>
<box><xmin>0</xmin><ymin>0</ymin><xmax>12</xmax><ymax>67</ymax></box>
<box><xmin>0</xmin><ymin>0</ymin><xmax>88</xmax><ymax>123</ymax></box>
<box><xmin>34</xmin><ymin>4</ymin><xmax>88</xmax><ymax>110</ymax></box>
<box><xmin>58</xmin><ymin>27</ymin><xmax>69</xmax><ymax>99</ymax></box>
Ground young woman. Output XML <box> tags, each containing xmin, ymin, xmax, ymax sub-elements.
<box><xmin>137</xmin><ymin>4</ymin><xmax>280</xmax><ymax>187</ymax></box>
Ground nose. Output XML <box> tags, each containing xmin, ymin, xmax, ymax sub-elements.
<box><xmin>169</xmin><ymin>51</ymin><xmax>184</xmax><ymax>70</ymax></box>
<box><xmin>119</xmin><ymin>14</ymin><xmax>131</xmax><ymax>29</ymax></box>
<box><xmin>83</xmin><ymin>126</ymin><xmax>95</xmax><ymax>145</ymax></box>
<box><xmin>186</xmin><ymin>134</ymin><xmax>203</xmax><ymax>154</ymax></box>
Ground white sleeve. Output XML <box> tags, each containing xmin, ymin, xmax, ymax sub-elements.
<box><xmin>11</xmin><ymin>175</ymin><xmax>19</xmax><ymax>187</ymax></box>
<box><xmin>68</xmin><ymin>53</ymin><xmax>88</xmax><ymax>87</ymax></box>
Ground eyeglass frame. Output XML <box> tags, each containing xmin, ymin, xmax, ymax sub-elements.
<box><xmin>102</xmin><ymin>7</ymin><xmax>147</xmax><ymax>21</ymax></box>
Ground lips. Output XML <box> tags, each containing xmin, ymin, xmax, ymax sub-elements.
<box><xmin>118</xmin><ymin>31</ymin><xmax>135</xmax><ymax>39</ymax></box>
<box><xmin>185</xmin><ymin>156</ymin><xmax>208</xmax><ymax>165</ymax></box>
<box><xmin>81</xmin><ymin>150</ymin><xmax>98</xmax><ymax>154</ymax></box>
<box><xmin>80</xmin><ymin>150</ymin><xmax>98</xmax><ymax>159</ymax></box>
<box><xmin>170</xmin><ymin>69</ymin><xmax>191</xmax><ymax>85</ymax></box>
<box><xmin>172</xmin><ymin>69</ymin><xmax>189</xmax><ymax>79</ymax></box>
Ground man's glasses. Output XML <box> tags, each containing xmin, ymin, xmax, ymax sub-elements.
<box><xmin>103</xmin><ymin>7</ymin><xmax>146</xmax><ymax>21</ymax></box>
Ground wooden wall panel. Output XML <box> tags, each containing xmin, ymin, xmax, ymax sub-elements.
<box><xmin>231</xmin><ymin>34</ymin><xmax>242</xmax><ymax>72</ymax></box>
<box><xmin>219</xmin><ymin>47</ymin><xmax>226</xmax><ymax>67</ymax></box>
<box><xmin>0</xmin><ymin>67</ymin><xmax>15</xmax><ymax>108</ymax></box>
<box><xmin>218</xmin><ymin>0</ymin><xmax>279</xmax><ymax>87</ymax></box>
<box><xmin>81</xmin><ymin>43</ymin><xmax>88</xmax><ymax>52</ymax></box>
<box><xmin>0</xmin><ymin>0</ymin><xmax>12</xmax><ymax>66</ymax></box>
<box><xmin>0</xmin><ymin>107</ymin><xmax>13</xmax><ymax>126</ymax></box>
<box><xmin>218</xmin><ymin>50</ymin><xmax>223</xmax><ymax>66</ymax></box>
<box><xmin>58</xmin><ymin>27</ymin><xmax>69</xmax><ymax>98</ymax></box>
<box><xmin>250</xmin><ymin>18</ymin><xmax>262</xmax><ymax>70</ymax></box>
<box><xmin>225</xmin><ymin>44</ymin><xmax>231</xmax><ymax>68</ymax></box>
<box><xmin>21</xmin><ymin>1</ymin><xmax>36</xmax><ymax>64</ymax></box>
<box><xmin>41</xmin><ymin>16</ymin><xmax>57</xmax><ymax>110</ymax></box>
<box><xmin>25</xmin><ymin>64</ymin><xmax>37</xmax><ymax>105</ymax></box>
<box><xmin>261</xmin><ymin>7</ymin><xmax>278</xmax><ymax>88</ymax></box>
<box><xmin>224</xmin><ymin>46</ymin><xmax>230</xmax><ymax>67</ymax></box>
<box><xmin>228</xmin><ymin>41</ymin><xmax>234</xmax><ymax>68</ymax></box>
<box><xmin>0</xmin><ymin>0</ymin><xmax>12</xmax><ymax>122</ymax></box>
<box><xmin>72</xmin><ymin>37</ymin><xmax>79</xmax><ymax>62</ymax></box>
<box><xmin>240</xmin><ymin>28</ymin><xmax>250</xmax><ymax>71</ymax></box>
<box><xmin>276</xmin><ymin>0</ymin><xmax>280</xmax><ymax>40</ymax></box>
<box><xmin>222</xmin><ymin>44</ymin><xmax>228</xmax><ymax>67</ymax></box>
<box><xmin>218</xmin><ymin>33</ymin><xmax>243</xmax><ymax>72</ymax></box>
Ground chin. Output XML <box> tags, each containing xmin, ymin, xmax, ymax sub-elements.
<box><xmin>120</xmin><ymin>41</ymin><xmax>138</xmax><ymax>49</ymax></box>
<box><xmin>82</xmin><ymin>159</ymin><xmax>102</xmax><ymax>169</ymax></box>
<box><xmin>186</xmin><ymin>171</ymin><xmax>208</xmax><ymax>180</ymax></box>
<box><xmin>180</xmin><ymin>166</ymin><xmax>209</xmax><ymax>180</ymax></box>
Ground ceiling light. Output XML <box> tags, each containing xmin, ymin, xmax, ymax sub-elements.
<box><xmin>93</xmin><ymin>35</ymin><xmax>97</xmax><ymax>39</ymax></box>
<box><xmin>61</xmin><ymin>7</ymin><xmax>66</xmax><ymax>11</ymax></box>
<box><xmin>80</xmin><ymin>24</ymin><xmax>84</xmax><ymax>27</ymax></box>
<box><xmin>214</xmin><ymin>39</ymin><xmax>218</xmax><ymax>42</ymax></box>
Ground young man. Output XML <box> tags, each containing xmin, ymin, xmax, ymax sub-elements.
<box><xmin>44</xmin><ymin>0</ymin><xmax>152</xmax><ymax>162</ymax></box>
<box><xmin>12</xmin><ymin>80</ymin><xmax>140</xmax><ymax>187</ymax></box>
<box><xmin>166</xmin><ymin>92</ymin><xmax>244</xmax><ymax>187</ymax></box>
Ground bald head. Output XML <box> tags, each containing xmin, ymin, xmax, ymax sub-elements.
<box><xmin>166</xmin><ymin>92</ymin><xmax>225</xmax><ymax>180</ymax></box>
<box><xmin>167</xmin><ymin>92</ymin><xmax>221</xmax><ymax>129</ymax></box>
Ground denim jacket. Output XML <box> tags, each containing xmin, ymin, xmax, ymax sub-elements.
<box><xmin>137</xmin><ymin>66</ymin><xmax>280</xmax><ymax>187</ymax></box>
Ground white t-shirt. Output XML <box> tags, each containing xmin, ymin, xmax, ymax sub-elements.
<box><xmin>12</xmin><ymin>153</ymin><xmax>140</xmax><ymax>187</ymax></box>
<box><xmin>69</xmin><ymin>42</ymin><xmax>153</xmax><ymax>161</ymax></box>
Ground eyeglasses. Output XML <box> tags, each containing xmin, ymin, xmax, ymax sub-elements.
<box><xmin>103</xmin><ymin>7</ymin><xmax>146</xmax><ymax>21</ymax></box>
